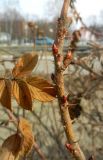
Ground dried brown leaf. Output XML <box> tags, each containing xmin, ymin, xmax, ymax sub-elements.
<box><xmin>0</xmin><ymin>79</ymin><xmax>11</xmax><ymax>110</ymax></box>
<box><xmin>19</xmin><ymin>118</ymin><xmax>34</xmax><ymax>156</ymax></box>
<box><xmin>2</xmin><ymin>133</ymin><xmax>22</xmax><ymax>158</ymax></box>
<box><xmin>12</xmin><ymin>79</ymin><xmax>32</xmax><ymax>110</ymax></box>
<box><xmin>0</xmin><ymin>147</ymin><xmax>15</xmax><ymax>160</ymax></box>
<box><xmin>26</xmin><ymin>76</ymin><xmax>56</xmax><ymax>102</ymax></box>
<box><xmin>0</xmin><ymin>118</ymin><xmax>34</xmax><ymax>158</ymax></box>
<box><xmin>12</xmin><ymin>53</ymin><xmax>38</xmax><ymax>77</ymax></box>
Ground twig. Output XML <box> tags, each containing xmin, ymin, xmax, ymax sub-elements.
<box><xmin>52</xmin><ymin>0</ymin><xmax>86</xmax><ymax>160</ymax></box>
<box><xmin>71</xmin><ymin>3</ymin><xmax>103</xmax><ymax>38</ymax></box>
<box><xmin>32</xmin><ymin>110</ymin><xmax>68</xmax><ymax>158</ymax></box>
<box><xmin>33</xmin><ymin>142</ymin><xmax>47</xmax><ymax>160</ymax></box>
<box><xmin>72</xmin><ymin>59</ymin><xmax>103</xmax><ymax>77</ymax></box>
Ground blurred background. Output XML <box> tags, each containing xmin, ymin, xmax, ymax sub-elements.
<box><xmin>0</xmin><ymin>0</ymin><xmax>103</xmax><ymax>45</ymax></box>
<box><xmin>0</xmin><ymin>0</ymin><xmax>103</xmax><ymax>160</ymax></box>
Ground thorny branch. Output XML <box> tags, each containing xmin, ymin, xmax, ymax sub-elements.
<box><xmin>52</xmin><ymin>0</ymin><xmax>86</xmax><ymax>159</ymax></box>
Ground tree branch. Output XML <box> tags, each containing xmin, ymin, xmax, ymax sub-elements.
<box><xmin>52</xmin><ymin>0</ymin><xmax>86</xmax><ymax>160</ymax></box>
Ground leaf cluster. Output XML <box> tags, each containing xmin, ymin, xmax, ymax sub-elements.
<box><xmin>0</xmin><ymin>53</ymin><xmax>56</xmax><ymax>110</ymax></box>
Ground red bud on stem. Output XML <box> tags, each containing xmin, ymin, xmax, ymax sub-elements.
<box><xmin>52</xmin><ymin>44</ymin><xmax>58</xmax><ymax>55</ymax></box>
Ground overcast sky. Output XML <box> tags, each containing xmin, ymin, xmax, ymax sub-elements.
<box><xmin>20</xmin><ymin>0</ymin><xmax>103</xmax><ymax>18</ymax></box>
<box><xmin>0</xmin><ymin>0</ymin><xmax>103</xmax><ymax>23</ymax></box>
